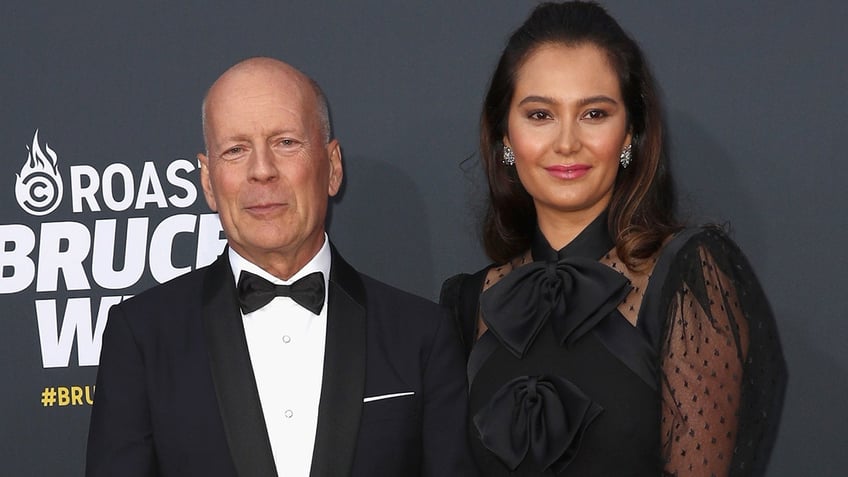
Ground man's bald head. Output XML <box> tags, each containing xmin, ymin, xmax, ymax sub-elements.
<box><xmin>196</xmin><ymin>56</ymin><xmax>344</xmax><ymax>279</ymax></box>
<box><xmin>201</xmin><ymin>57</ymin><xmax>331</xmax><ymax>149</ymax></box>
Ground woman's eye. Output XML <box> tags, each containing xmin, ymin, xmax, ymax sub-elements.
<box><xmin>528</xmin><ymin>111</ymin><xmax>551</xmax><ymax>120</ymax></box>
<box><xmin>584</xmin><ymin>109</ymin><xmax>607</xmax><ymax>120</ymax></box>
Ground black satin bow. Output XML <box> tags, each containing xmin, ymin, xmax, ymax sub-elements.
<box><xmin>237</xmin><ymin>270</ymin><xmax>325</xmax><ymax>315</ymax></box>
<box><xmin>473</xmin><ymin>374</ymin><xmax>603</xmax><ymax>472</ymax></box>
<box><xmin>480</xmin><ymin>256</ymin><xmax>631</xmax><ymax>358</ymax></box>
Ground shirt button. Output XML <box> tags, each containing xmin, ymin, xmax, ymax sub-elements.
<box><xmin>284</xmin><ymin>409</ymin><xmax>294</xmax><ymax>419</ymax></box>
<box><xmin>282</xmin><ymin>335</ymin><xmax>291</xmax><ymax>344</ymax></box>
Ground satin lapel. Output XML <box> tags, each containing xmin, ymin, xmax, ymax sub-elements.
<box><xmin>310</xmin><ymin>248</ymin><xmax>367</xmax><ymax>477</ymax></box>
<box><xmin>201</xmin><ymin>253</ymin><xmax>278</xmax><ymax>476</ymax></box>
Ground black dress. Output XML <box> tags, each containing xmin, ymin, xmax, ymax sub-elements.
<box><xmin>441</xmin><ymin>213</ymin><xmax>786</xmax><ymax>476</ymax></box>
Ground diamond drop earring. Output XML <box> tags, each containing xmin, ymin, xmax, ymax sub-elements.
<box><xmin>619</xmin><ymin>144</ymin><xmax>632</xmax><ymax>168</ymax></box>
<box><xmin>502</xmin><ymin>145</ymin><xmax>516</xmax><ymax>166</ymax></box>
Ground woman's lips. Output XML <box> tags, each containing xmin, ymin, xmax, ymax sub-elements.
<box><xmin>545</xmin><ymin>164</ymin><xmax>591</xmax><ymax>179</ymax></box>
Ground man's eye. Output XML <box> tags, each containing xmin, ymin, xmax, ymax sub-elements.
<box><xmin>220</xmin><ymin>147</ymin><xmax>245</xmax><ymax>159</ymax></box>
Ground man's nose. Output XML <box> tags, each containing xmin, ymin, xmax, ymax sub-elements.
<box><xmin>248</xmin><ymin>145</ymin><xmax>279</xmax><ymax>182</ymax></box>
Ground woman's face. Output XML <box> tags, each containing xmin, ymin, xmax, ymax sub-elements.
<box><xmin>506</xmin><ymin>43</ymin><xmax>631</xmax><ymax>224</ymax></box>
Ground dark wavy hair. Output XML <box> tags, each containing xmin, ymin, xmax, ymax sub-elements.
<box><xmin>481</xmin><ymin>1</ymin><xmax>679</xmax><ymax>269</ymax></box>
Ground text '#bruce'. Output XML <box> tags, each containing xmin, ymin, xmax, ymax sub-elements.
<box><xmin>40</xmin><ymin>385</ymin><xmax>95</xmax><ymax>407</ymax></box>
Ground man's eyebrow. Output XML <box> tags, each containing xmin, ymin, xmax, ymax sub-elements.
<box><xmin>217</xmin><ymin>134</ymin><xmax>250</xmax><ymax>145</ymax></box>
<box><xmin>215</xmin><ymin>128</ymin><xmax>303</xmax><ymax>145</ymax></box>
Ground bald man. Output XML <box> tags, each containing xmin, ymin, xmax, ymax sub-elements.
<box><xmin>86</xmin><ymin>58</ymin><xmax>475</xmax><ymax>477</ymax></box>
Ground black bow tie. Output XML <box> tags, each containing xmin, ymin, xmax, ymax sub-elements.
<box><xmin>237</xmin><ymin>270</ymin><xmax>325</xmax><ymax>315</ymax></box>
<box><xmin>480</xmin><ymin>257</ymin><xmax>630</xmax><ymax>358</ymax></box>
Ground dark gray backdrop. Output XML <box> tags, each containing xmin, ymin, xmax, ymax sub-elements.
<box><xmin>2</xmin><ymin>1</ymin><xmax>845</xmax><ymax>475</ymax></box>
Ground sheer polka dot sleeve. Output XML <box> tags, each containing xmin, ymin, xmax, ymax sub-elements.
<box><xmin>659</xmin><ymin>229</ymin><xmax>786</xmax><ymax>477</ymax></box>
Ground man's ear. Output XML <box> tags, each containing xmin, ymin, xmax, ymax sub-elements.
<box><xmin>197</xmin><ymin>153</ymin><xmax>218</xmax><ymax>211</ymax></box>
<box><xmin>326</xmin><ymin>140</ymin><xmax>343</xmax><ymax>197</ymax></box>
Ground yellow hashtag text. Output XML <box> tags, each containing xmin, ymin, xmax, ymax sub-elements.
<box><xmin>40</xmin><ymin>385</ymin><xmax>95</xmax><ymax>407</ymax></box>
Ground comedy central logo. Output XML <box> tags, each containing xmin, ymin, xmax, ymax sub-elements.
<box><xmin>15</xmin><ymin>129</ymin><xmax>64</xmax><ymax>216</ymax></box>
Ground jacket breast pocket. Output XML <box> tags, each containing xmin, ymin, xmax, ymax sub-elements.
<box><xmin>360</xmin><ymin>393</ymin><xmax>419</xmax><ymax>424</ymax></box>
<box><xmin>355</xmin><ymin>394</ymin><xmax>422</xmax><ymax>471</ymax></box>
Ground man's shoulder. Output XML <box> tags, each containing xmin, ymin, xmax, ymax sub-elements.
<box><xmin>359</xmin><ymin>273</ymin><xmax>440</xmax><ymax>312</ymax></box>
<box><xmin>330</xmin><ymin>247</ymin><xmax>438</xmax><ymax>312</ymax></box>
<box><xmin>353</xmin><ymin>272</ymin><xmax>457</xmax><ymax>356</ymax></box>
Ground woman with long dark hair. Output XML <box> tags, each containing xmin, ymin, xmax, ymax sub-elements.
<box><xmin>441</xmin><ymin>2</ymin><xmax>786</xmax><ymax>475</ymax></box>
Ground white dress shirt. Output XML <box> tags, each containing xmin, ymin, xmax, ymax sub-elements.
<box><xmin>229</xmin><ymin>235</ymin><xmax>331</xmax><ymax>477</ymax></box>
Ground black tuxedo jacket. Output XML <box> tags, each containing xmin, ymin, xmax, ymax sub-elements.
<box><xmin>86</xmin><ymin>247</ymin><xmax>476</xmax><ymax>476</ymax></box>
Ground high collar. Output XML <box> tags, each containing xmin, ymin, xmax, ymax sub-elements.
<box><xmin>531</xmin><ymin>210</ymin><xmax>614</xmax><ymax>263</ymax></box>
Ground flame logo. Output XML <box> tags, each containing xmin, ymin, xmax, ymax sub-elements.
<box><xmin>15</xmin><ymin>129</ymin><xmax>64</xmax><ymax>216</ymax></box>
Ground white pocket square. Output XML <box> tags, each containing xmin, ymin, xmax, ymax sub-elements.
<box><xmin>362</xmin><ymin>391</ymin><xmax>415</xmax><ymax>403</ymax></box>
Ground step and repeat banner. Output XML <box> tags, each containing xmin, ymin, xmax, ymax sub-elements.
<box><xmin>2</xmin><ymin>129</ymin><xmax>225</xmax><ymax>472</ymax></box>
<box><xmin>2</xmin><ymin>1</ymin><xmax>846</xmax><ymax>475</ymax></box>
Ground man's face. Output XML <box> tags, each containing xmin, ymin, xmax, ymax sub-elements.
<box><xmin>198</xmin><ymin>65</ymin><xmax>342</xmax><ymax>277</ymax></box>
